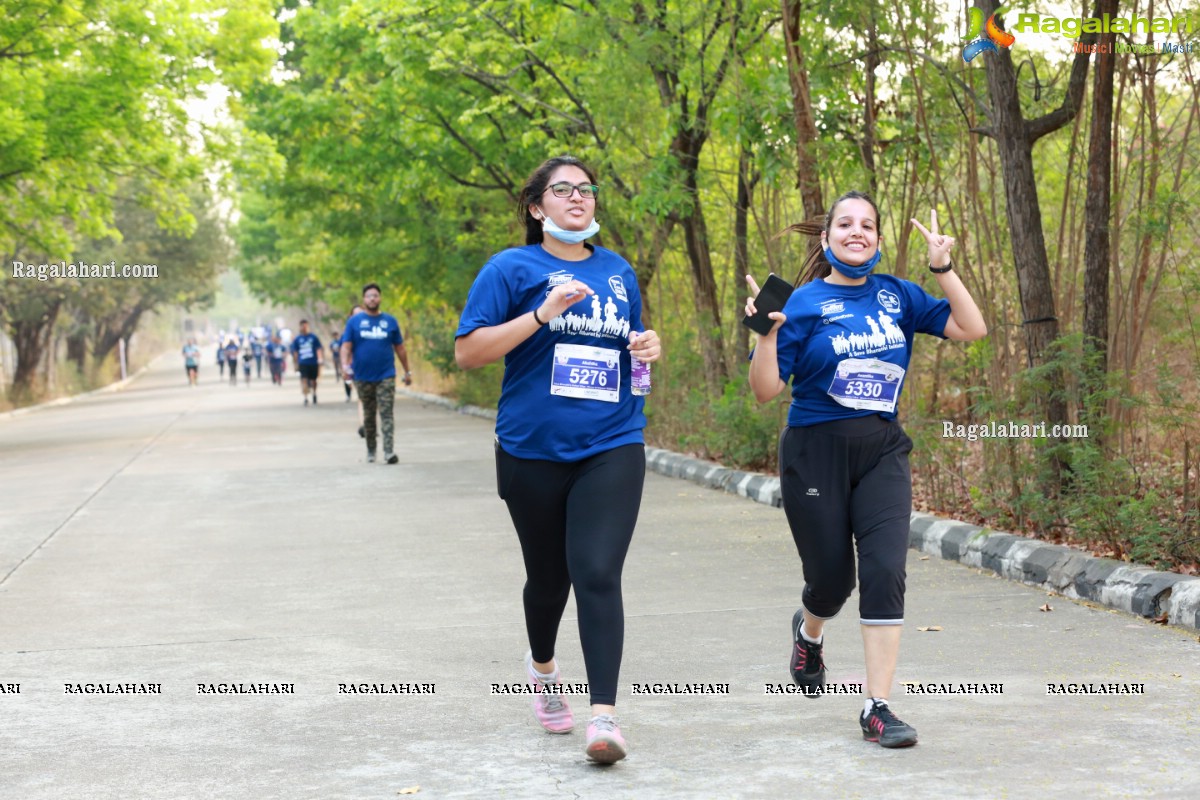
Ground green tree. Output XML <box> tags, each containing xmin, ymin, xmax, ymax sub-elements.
<box><xmin>67</xmin><ymin>181</ymin><xmax>231</xmax><ymax>376</ymax></box>
<box><xmin>0</xmin><ymin>0</ymin><xmax>277</xmax><ymax>399</ymax></box>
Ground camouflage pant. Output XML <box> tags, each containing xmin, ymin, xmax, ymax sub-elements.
<box><xmin>355</xmin><ymin>377</ymin><xmax>396</xmax><ymax>455</ymax></box>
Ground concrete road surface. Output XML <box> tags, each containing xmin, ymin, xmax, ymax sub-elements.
<box><xmin>1</xmin><ymin>357</ymin><xmax>1197</xmax><ymax>799</ymax></box>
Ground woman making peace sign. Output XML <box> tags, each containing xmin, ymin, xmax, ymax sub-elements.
<box><xmin>746</xmin><ymin>191</ymin><xmax>986</xmax><ymax>748</ymax></box>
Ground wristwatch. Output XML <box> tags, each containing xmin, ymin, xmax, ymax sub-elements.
<box><xmin>929</xmin><ymin>259</ymin><xmax>953</xmax><ymax>274</ymax></box>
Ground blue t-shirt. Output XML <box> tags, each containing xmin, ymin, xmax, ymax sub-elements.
<box><xmin>182</xmin><ymin>344</ymin><xmax>199</xmax><ymax>366</ymax></box>
<box><xmin>291</xmin><ymin>333</ymin><xmax>322</xmax><ymax>365</ymax></box>
<box><xmin>251</xmin><ymin>341</ymin><xmax>264</xmax><ymax>357</ymax></box>
<box><xmin>344</xmin><ymin>312</ymin><xmax>402</xmax><ymax>382</ymax></box>
<box><xmin>773</xmin><ymin>274</ymin><xmax>951</xmax><ymax>427</ymax></box>
<box><xmin>224</xmin><ymin>342</ymin><xmax>239</xmax><ymax>361</ymax></box>
<box><xmin>456</xmin><ymin>244</ymin><xmax>646</xmax><ymax>462</ymax></box>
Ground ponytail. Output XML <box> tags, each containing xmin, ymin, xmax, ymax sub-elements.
<box><xmin>778</xmin><ymin>190</ymin><xmax>881</xmax><ymax>286</ymax></box>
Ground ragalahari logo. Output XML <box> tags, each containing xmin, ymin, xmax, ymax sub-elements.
<box><xmin>963</xmin><ymin>4</ymin><xmax>1017</xmax><ymax>62</ymax></box>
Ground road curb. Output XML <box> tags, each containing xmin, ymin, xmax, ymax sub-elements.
<box><xmin>0</xmin><ymin>357</ymin><xmax>159</xmax><ymax>422</ymax></box>
<box><xmin>400</xmin><ymin>390</ymin><xmax>1200</xmax><ymax>632</ymax></box>
<box><xmin>647</xmin><ymin>444</ymin><xmax>1200</xmax><ymax>631</ymax></box>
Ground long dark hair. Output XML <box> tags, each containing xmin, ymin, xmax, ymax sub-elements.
<box><xmin>518</xmin><ymin>155</ymin><xmax>599</xmax><ymax>245</ymax></box>
<box><xmin>779</xmin><ymin>190</ymin><xmax>881</xmax><ymax>286</ymax></box>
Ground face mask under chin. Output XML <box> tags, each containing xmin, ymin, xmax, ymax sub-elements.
<box><xmin>823</xmin><ymin>246</ymin><xmax>881</xmax><ymax>279</ymax></box>
<box><xmin>537</xmin><ymin>206</ymin><xmax>601</xmax><ymax>244</ymax></box>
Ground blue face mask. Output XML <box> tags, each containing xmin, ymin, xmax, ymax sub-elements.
<box><xmin>538</xmin><ymin>207</ymin><xmax>600</xmax><ymax>244</ymax></box>
<box><xmin>823</xmin><ymin>246</ymin><xmax>881</xmax><ymax>279</ymax></box>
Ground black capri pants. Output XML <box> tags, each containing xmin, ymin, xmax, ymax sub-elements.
<box><xmin>495</xmin><ymin>441</ymin><xmax>646</xmax><ymax>706</ymax></box>
<box><xmin>779</xmin><ymin>415</ymin><xmax>913</xmax><ymax>626</ymax></box>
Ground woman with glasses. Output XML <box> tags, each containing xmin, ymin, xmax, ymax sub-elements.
<box><xmin>456</xmin><ymin>155</ymin><xmax>661</xmax><ymax>764</ymax></box>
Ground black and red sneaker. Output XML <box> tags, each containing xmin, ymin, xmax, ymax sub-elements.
<box><xmin>860</xmin><ymin>700</ymin><xmax>918</xmax><ymax>748</ymax></box>
<box><xmin>789</xmin><ymin>608</ymin><xmax>826</xmax><ymax>698</ymax></box>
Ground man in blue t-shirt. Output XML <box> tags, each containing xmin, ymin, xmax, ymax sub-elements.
<box><xmin>290</xmin><ymin>319</ymin><xmax>324</xmax><ymax>405</ymax></box>
<box><xmin>340</xmin><ymin>282</ymin><xmax>411</xmax><ymax>464</ymax></box>
<box><xmin>268</xmin><ymin>335</ymin><xmax>287</xmax><ymax>385</ymax></box>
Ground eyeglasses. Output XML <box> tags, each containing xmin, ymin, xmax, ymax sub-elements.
<box><xmin>545</xmin><ymin>182</ymin><xmax>599</xmax><ymax>199</ymax></box>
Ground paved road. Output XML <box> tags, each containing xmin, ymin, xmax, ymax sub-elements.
<box><xmin>1</xmin><ymin>358</ymin><xmax>1197</xmax><ymax>799</ymax></box>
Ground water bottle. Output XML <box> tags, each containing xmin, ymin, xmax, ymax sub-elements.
<box><xmin>630</xmin><ymin>333</ymin><xmax>651</xmax><ymax>396</ymax></box>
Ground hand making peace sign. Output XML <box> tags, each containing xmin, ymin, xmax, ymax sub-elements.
<box><xmin>910</xmin><ymin>209</ymin><xmax>954</xmax><ymax>270</ymax></box>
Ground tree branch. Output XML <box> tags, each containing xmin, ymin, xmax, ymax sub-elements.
<box><xmin>880</xmin><ymin>46</ymin><xmax>993</xmax><ymax>128</ymax></box>
<box><xmin>430</xmin><ymin>110</ymin><xmax>515</xmax><ymax>194</ymax></box>
<box><xmin>1025</xmin><ymin>45</ymin><xmax>1095</xmax><ymax>143</ymax></box>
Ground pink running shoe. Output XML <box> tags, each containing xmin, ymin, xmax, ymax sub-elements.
<box><xmin>585</xmin><ymin>714</ymin><xmax>627</xmax><ymax>764</ymax></box>
<box><xmin>524</xmin><ymin>651</ymin><xmax>574</xmax><ymax>734</ymax></box>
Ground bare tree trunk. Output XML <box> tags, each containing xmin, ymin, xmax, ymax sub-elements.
<box><xmin>781</xmin><ymin>0</ymin><xmax>825</xmax><ymax>220</ymax></box>
<box><xmin>860</xmin><ymin>14</ymin><xmax>880</xmax><ymax>198</ymax></box>
<box><xmin>735</xmin><ymin>145</ymin><xmax>757</xmax><ymax>357</ymax></box>
<box><xmin>93</xmin><ymin>302</ymin><xmax>148</xmax><ymax>367</ymax></box>
<box><xmin>1127</xmin><ymin>26</ymin><xmax>1161</xmax><ymax>378</ymax></box>
<box><xmin>1082</xmin><ymin>0</ymin><xmax>1118</xmax><ymax>418</ymax></box>
<box><xmin>679</xmin><ymin>151</ymin><xmax>729</xmax><ymax>386</ymax></box>
<box><xmin>976</xmin><ymin>0</ymin><xmax>1097</xmax><ymax>489</ymax></box>
<box><xmin>9</xmin><ymin>301</ymin><xmax>62</xmax><ymax>402</ymax></box>
<box><xmin>66</xmin><ymin>327</ymin><xmax>88</xmax><ymax>376</ymax></box>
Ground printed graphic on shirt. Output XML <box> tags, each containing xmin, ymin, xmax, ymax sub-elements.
<box><xmin>547</xmin><ymin>285</ymin><xmax>631</xmax><ymax>341</ymax></box>
<box><xmin>828</xmin><ymin>311</ymin><xmax>906</xmax><ymax>358</ymax></box>
<box><xmin>820</xmin><ymin>298</ymin><xmax>855</xmax><ymax>325</ymax></box>
<box><xmin>608</xmin><ymin>275</ymin><xmax>629</xmax><ymax>302</ymax></box>
<box><xmin>294</xmin><ymin>337</ymin><xmax>317</xmax><ymax>361</ymax></box>
<box><xmin>546</xmin><ymin>270</ymin><xmax>574</xmax><ymax>291</ymax></box>
<box><xmin>876</xmin><ymin>289</ymin><xmax>902</xmax><ymax>314</ymax></box>
<box><xmin>356</xmin><ymin>318</ymin><xmax>392</xmax><ymax>339</ymax></box>
<box><xmin>820</xmin><ymin>300</ymin><xmax>845</xmax><ymax>316</ymax></box>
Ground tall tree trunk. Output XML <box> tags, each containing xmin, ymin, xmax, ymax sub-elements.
<box><xmin>1082</xmin><ymin>0</ymin><xmax>1118</xmax><ymax>421</ymax></box>
<box><xmin>977</xmin><ymin>0</ymin><xmax>1097</xmax><ymax>490</ymax></box>
<box><xmin>781</xmin><ymin>0</ymin><xmax>825</xmax><ymax>221</ymax></box>
<box><xmin>735</xmin><ymin>145</ymin><xmax>757</xmax><ymax>356</ymax></box>
<box><xmin>1126</xmin><ymin>5</ymin><xmax>1162</xmax><ymax>384</ymax></box>
<box><xmin>93</xmin><ymin>303</ymin><xmax>148</xmax><ymax>368</ymax></box>
<box><xmin>65</xmin><ymin>326</ymin><xmax>88</xmax><ymax>377</ymax></box>
<box><xmin>678</xmin><ymin>144</ymin><xmax>729</xmax><ymax>387</ymax></box>
<box><xmin>9</xmin><ymin>300</ymin><xmax>62</xmax><ymax>402</ymax></box>
<box><xmin>861</xmin><ymin>13</ymin><xmax>880</xmax><ymax>198</ymax></box>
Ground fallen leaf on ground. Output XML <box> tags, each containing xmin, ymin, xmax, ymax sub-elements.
<box><xmin>919</xmin><ymin>555</ymin><xmax>930</xmax><ymax>561</ymax></box>
<box><xmin>398</xmin><ymin>788</ymin><xmax>420</xmax><ymax>795</ymax></box>
<box><xmin>1173</xmin><ymin>673</ymin><xmax>1182</xmax><ymax>678</ymax></box>
<box><xmin>1039</xmin><ymin>603</ymin><xmax>1053</xmax><ymax>612</ymax></box>
<box><xmin>916</xmin><ymin>625</ymin><xmax>943</xmax><ymax>632</ymax></box>
<box><xmin>1152</xmin><ymin>614</ymin><xmax>1169</xmax><ymax>625</ymax></box>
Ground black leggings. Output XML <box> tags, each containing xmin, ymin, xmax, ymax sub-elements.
<box><xmin>495</xmin><ymin>442</ymin><xmax>646</xmax><ymax>706</ymax></box>
<box><xmin>779</xmin><ymin>415</ymin><xmax>913</xmax><ymax>626</ymax></box>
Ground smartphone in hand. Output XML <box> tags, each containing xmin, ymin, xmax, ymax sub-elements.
<box><xmin>742</xmin><ymin>274</ymin><xmax>794</xmax><ymax>336</ymax></box>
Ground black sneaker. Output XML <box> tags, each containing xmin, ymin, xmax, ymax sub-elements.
<box><xmin>860</xmin><ymin>700</ymin><xmax>918</xmax><ymax>748</ymax></box>
<box><xmin>358</xmin><ymin>426</ymin><xmax>365</xmax><ymax>438</ymax></box>
<box><xmin>789</xmin><ymin>608</ymin><xmax>825</xmax><ymax>698</ymax></box>
<box><xmin>385</xmin><ymin>454</ymin><xmax>399</xmax><ymax>465</ymax></box>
